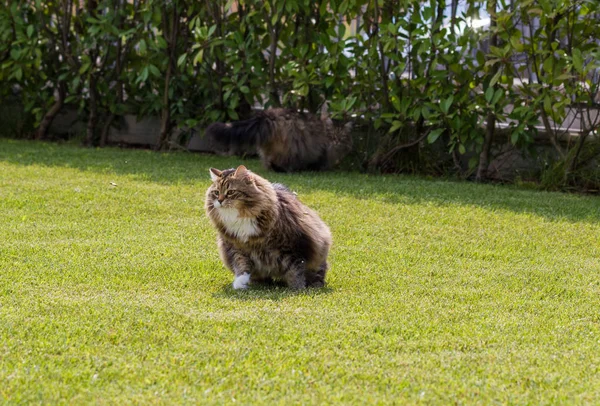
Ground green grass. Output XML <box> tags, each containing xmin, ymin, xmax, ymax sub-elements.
<box><xmin>1</xmin><ymin>138</ymin><xmax>599</xmax><ymax>404</ymax></box>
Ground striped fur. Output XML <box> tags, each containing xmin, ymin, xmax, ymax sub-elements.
<box><xmin>205</xmin><ymin>165</ymin><xmax>332</xmax><ymax>289</ymax></box>
<box><xmin>205</xmin><ymin>108</ymin><xmax>353</xmax><ymax>172</ymax></box>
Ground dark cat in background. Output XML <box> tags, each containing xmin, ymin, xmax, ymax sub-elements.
<box><xmin>205</xmin><ymin>106</ymin><xmax>353</xmax><ymax>172</ymax></box>
<box><xmin>205</xmin><ymin>165</ymin><xmax>332</xmax><ymax>289</ymax></box>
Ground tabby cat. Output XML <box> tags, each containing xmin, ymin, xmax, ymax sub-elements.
<box><xmin>205</xmin><ymin>165</ymin><xmax>332</xmax><ymax>289</ymax></box>
<box><xmin>205</xmin><ymin>107</ymin><xmax>353</xmax><ymax>172</ymax></box>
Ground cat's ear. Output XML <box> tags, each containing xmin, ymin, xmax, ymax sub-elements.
<box><xmin>234</xmin><ymin>165</ymin><xmax>248</xmax><ymax>177</ymax></box>
<box><xmin>234</xmin><ymin>165</ymin><xmax>253</xmax><ymax>184</ymax></box>
<box><xmin>320</xmin><ymin>102</ymin><xmax>329</xmax><ymax>120</ymax></box>
<box><xmin>209</xmin><ymin>168</ymin><xmax>222</xmax><ymax>181</ymax></box>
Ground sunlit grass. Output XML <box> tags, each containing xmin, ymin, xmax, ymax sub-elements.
<box><xmin>1</xmin><ymin>139</ymin><xmax>599</xmax><ymax>404</ymax></box>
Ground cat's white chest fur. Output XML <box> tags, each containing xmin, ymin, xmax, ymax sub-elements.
<box><xmin>217</xmin><ymin>207</ymin><xmax>259</xmax><ymax>242</ymax></box>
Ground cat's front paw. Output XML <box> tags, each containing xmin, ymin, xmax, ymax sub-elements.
<box><xmin>232</xmin><ymin>273</ymin><xmax>251</xmax><ymax>290</ymax></box>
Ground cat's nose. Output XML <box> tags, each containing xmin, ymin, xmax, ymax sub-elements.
<box><xmin>218</xmin><ymin>197</ymin><xmax>225</xmax><ymax>204</ymax></box>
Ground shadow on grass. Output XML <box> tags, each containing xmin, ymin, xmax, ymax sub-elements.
<box><xmin>1</xmin><ymin>138</ymin><xmax>599</xmax><ymax>224</ymax></box>
<box><xmin>213</xmin><ymin>281</ymin><xmax>335</xmax><ymax>301</ymax></box>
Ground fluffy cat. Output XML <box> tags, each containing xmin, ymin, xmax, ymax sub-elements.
<box><xmin>205</xmin><ymin>107</ymin><xmax>353</xmax><ymax>172</ymax></box>
<box><xmin>205</xmin><ymin>165</ymin><xmax>332</xmax><ymax>289</ymax></box>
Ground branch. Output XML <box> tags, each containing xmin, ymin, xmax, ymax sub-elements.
<box><xmin>371</xmin><ymin>129</ymin><xmax>430</xmax><ymax>167</ymax></box>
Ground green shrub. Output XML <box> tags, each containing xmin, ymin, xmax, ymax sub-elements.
<box><xmin>1</xmin><ymin>0</ymin><xmax>599</xmax><ymax>185</ymax></box>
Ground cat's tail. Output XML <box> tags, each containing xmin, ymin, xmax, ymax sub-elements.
<box><xmin>205</xmin><ymin>115</ymin><xmax>271</xmax><ymax>153</ymax></box>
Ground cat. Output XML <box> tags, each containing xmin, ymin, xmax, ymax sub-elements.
<box><xmin>205</xmin><ymin>107</ymin><xmax>353</xmax><ymax>172</ymax></box>
<box><xmin>205</xmin><ymin>165</ymin><xmax>332</xmax><ymax>289</ymax></box>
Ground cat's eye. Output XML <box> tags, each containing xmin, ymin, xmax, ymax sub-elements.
<box><xmin>226</xmin><ymin>190</ymin><xmax>235</xmax><ymax>197</ymax></box>
<box><xmin>213</xmin><ymin>190</ymin><xmax>219</xmax><ymax>197</ymax></box>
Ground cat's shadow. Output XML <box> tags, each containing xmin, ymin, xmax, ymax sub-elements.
<box><xmin>213</xmin><ymin>281</ymin><xmax>334</xmax><ymax>301</ymax></box>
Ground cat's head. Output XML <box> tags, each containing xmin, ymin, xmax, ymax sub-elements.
<box><xmin>205</xmin><ymin>165</ymin><xmax>267</xmax><ymax>213</ymax></box>
<box><xmin>320</xmin><ymin>102</ymin><xmax>354</xmax><ymax>143</ymax></box>
<box><xmin>328</xmin><ymin>120</ymin><xmax>354</xmax><ymax>168</ymax></box>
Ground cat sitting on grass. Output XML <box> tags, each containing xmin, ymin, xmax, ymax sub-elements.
<box><xmin>205</xmin><ymin>165</ymin><xmax>332</xmax><ymax>289</ymax></box>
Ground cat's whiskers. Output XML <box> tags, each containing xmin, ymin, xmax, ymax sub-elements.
<box><xmin>206</xmin><ymin>206</ymin><xmax>217</xmax><ymax>218</ymax></box>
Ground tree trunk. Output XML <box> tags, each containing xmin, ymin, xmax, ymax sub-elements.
<box><xmin>266</xmin><ymin>0</ymin><xmax>283</xmax><ymax>107</ymax></box>
<box><xmin>157</xmin><ymin>62</ymin><xmax>172</xmax><ymax>151</ymax></box>
<box><xmin>476</xmin><ymin>0</ymin><xmax>497</xmax><ymax>182</ymax></box>
<box><xmin>564</xmin><ymin>105</ymin><xmax>591</xmax><ymax>181</ymax></box>
<box><xmin>268</xmin><ymin>28</ymin><xmax>280</xmax><ymax>107</ymax></box>
<box><xmin>100</xmin><ymin>113</ymin><xmax>115</xmax><ymax>147</ymax></box>
<box><xmin>155</xmin><ymin>5</ymin><xmax>179</xmax><ymax>151</ymax></box>
<box><xmin>374</xmin><ymin>0</ymin><xmax>390</xmax><ymax>111</ymax></box>
<box><xmin>85</xmin><ymin>73</ymin><xmax>98</xmax><ymax>146</ymax></box>
<box><xmin>540</xmin><ymin>110</ymin><xmax>566</xmax><ymax>158</ymax></box>
<box><xmin>36</xmin><ymin>82</ymin><xmax>66</xmax><ymax>140</ymax></box>
<box><xmin>477</xmin><ymin>112</ymin><xmax>496</xmax><ymax>181</ymax></box>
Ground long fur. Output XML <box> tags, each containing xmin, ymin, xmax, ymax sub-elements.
<box><xmin>206</xmin><ymin>108</ymin><xmax>353</xmax><ymax>172</ymax></box>
<box><xmin>205</xmin><ymin>165</ymin><xmax>332</xmax><ymax>289</ymax></box>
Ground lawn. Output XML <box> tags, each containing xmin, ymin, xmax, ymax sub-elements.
<box><xmin>1</xmin><ymin>138</ymin><xmax>599</xmax><ymax>404</ymax></box>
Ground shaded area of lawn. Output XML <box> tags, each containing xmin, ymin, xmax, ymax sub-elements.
<box><xmin>1</xmin><ymin>138</ymin><xmax>600</xmax><ymax>404</ymax></box>
<box><xmin>1</xmin><ymin>138</ymin><xmax>598</xmax><ymax>224</ymax></box>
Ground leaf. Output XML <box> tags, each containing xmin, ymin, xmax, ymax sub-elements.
<box><xmin>491</xmin><ymin>88</ymin><xmax>503</xmax><ymax>106</ymax></box>
<box><xmin>148</xmin><ymin>64</ymin><xmax>160</xmax><ymax>77</ymax></box>
<box><xmin>342</xmin><ymin>0</ymin><xmax>351</xmax><ymax>14</ymax></box>
<box><xmin>543</xmin><ymin>95</ymin><xmax>552</xmax><ymax>115</ymax></box>
<box><xmin>509</xmin><ymin>36</ymin><xmax>524</xmax><ymax>53</ymax></box>
<box><xmin>319</xmin><ymin>1</ymin><xmax>328</xmax><ymax>16</ymax></box>
<box><xmin>555</xmin><ymin>73</ymin><xmax>572</xmax><ymax>82</ymax></box>
<box><xmin>79</xmin><ymin>62</ymin><xmax>91</xmax><ymax>75</ymax></box>
<box><xmin>542</xmin><ymin>56</ymin><xmax>554</xmax><ymax>76</ymax></box>
<box><xmin>511</xmin><ymin>131</ymin><xmax>519</xmax><ymax>144</ymax></box>
<box><xmin>485</xmin><ymin>86</ymin><xmax>494</xmax><ymax>103</ymax></box>
<box><xmin>193</xmin><ymin>50</ymin><xmax>204</xmax><ymax>65</ymax></box>
<box><xmin>346</xmin><ymin>96</ymin><xmax>357</xmax><ymax>110</ymax></box>
<box><xmin>27</xmin><ymin>25</ymin><xmax>34</xmax><ymax>38</ymax></box>
<box><xmin>338</xmin><ymin>24</ymin><xmax>346</xmax><ymax>39</ymax></box>
<box><xmin>177</xmin><ymin>53</ymin><xmax>187</xmax><ymax>67</ymax></box>
<box><xmin>225</xmin><ymin>0</ymin><xmax>236</xmax><ymax>12</ymax></box>
<box><xmin>412</xmin><ymin>107</ymin><xmax>422</xmax><ymax>121</ymax></box>
<box><xmin>422</xmin><ymin>7</ymin><xmax>432</xmax><ymax>21</ymax></box>
<box><xmin>440</xmin><ymin>95</ymin><xmax>454</xmax><ymax>115</ymax></box>
<box><xmin>392</xmin><ymin>97</ymin><xmax>401</xmax><ymax>112</ymax></box>
<box><xmin>228</xmin><ymin>110</ymin><xmax>239</xmax><ymax>120</ymax></box>
<box><xmin>156</xmin><ymin>36</ymin><xmax>167</xmax><ymax>49</ymax></box>
<box><xmin>240</xmin><ymin>86</ymin><xmax>250</xmax><ymax>94</ymax></box>
<box><xmin>389</xmin><ymin>120</ymin><xmax>402</xmax><ymax>133</ymax></box>
<box><xmin>138</xmin><ymin>39</ymin><xmax>147</xmax><ymax>55</ymax></box>
<box><xmin>458</xmin><ymin>144</ymin><xmax>466</xmax><ymax>154</ymax></box>
<box><xmin>15</xmin><ymin>67</ymin><xmax>22</xmax><ymax>81</ymax></box>
<box><xmin>208</xmin><ymin>24</ymin><xmax>217</xmax><ymax>37</ymax></box>
<box><xmin>489</xmin><ymin>70</ymin><xmax>502</xmax><ymax>87</ymax></box>
<box><xmin>476</xmin><ymin>51</ymin><xmax>485</xmax><ymax>67</ymax></box>
<box><xmin>468</xmin><ymin>156</ymin><xmax>478</xmax><ymax>169</ymax></box>
<box><xmin>427</xmin><ymin>128</ymin><xmax>444</xmax><ymax>144</ymax></box>
<box><xmin>489</xmin><ymin>46</ymin><xmax>504</xmax><ymax>58</ymax></box>
<box><xmin>572</xmin><ymin>48</ymin><xmax>583</xmax><ymax>73</ymax></box>
<box><xmin>140</xmin><ymin>66</ymin><xmax>149</xmax><ymax>83</ymax></box>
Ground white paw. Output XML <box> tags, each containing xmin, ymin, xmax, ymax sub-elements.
<box><xmin>232</xmin><ymin>273</ymin><xmax>251</xmax><ymax>290</ymax></box>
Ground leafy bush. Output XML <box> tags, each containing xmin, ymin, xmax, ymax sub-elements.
<box><xmin>1</xmin><ymin>0</ymin><xmax>599</xmax><ymax>185</ymax></box>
